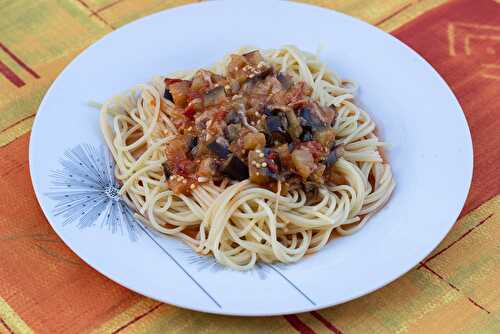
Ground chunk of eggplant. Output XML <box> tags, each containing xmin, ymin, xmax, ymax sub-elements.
<box><xmin>203</xmin><ymin>86</ymin><xmax>226</xmax><ymax>107</ymax></box>
<box><xmin>222</xmin><ymin>154</ymin><xmax>249</xmax><ymax>181</ymax></box>
<box><xmin>224</xmin><ymin>123</ymin><xmax>241</xmax><ymax>142</ymax></box>
<box><xmin>242</xmin><ymin>50</ymin><xmax>264</xmax><ymax>65</ymax></box>
<box><xmin>162</xmin><ymin>162</ymin><xmax>171</xmax><ymax>178</ymax></box>
<box><xmin>299</xmin><ymin>107</ymin><xmax>324</xmax><ymax>129</ymax></box>
<box><xmin>207</xmin><ymin>139</ymin><xmax>229</xmax><ymax>158</ymax></box>
<box><xmin>163</xmin><ymin>88</ymin><xmax>173</xmax><ymax>101</ymax></box>
<box><xmin>276</xmin><ymin>72</ymin><xmax>293</xmax><ymax>90</ymax></box>
<box><xmin>325</xmin><ymin>149</ymin><xmax>337</xmax><ymax>167</ymax></box>
<box><xmin>225</xmin><ymin>110</ymin><xmax>241</xmax><ymax>124</ymax></box>
<box><xmin>265</xmin><ymin>115</ymin><xmax>290</xmax><ymax>144</ymax></box>
<box><xmin>186</xmin><ymin>135</ymin><xmax>198</xmax><ymax>152</ymax></box>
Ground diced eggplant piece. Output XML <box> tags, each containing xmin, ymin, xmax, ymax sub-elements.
<box><xmin>262</xmin><ymin>106</ymin><xmax>275</xmax><ymax>116</ymax></box>
<box><xmin>190</xmin><ymin>141</ymin><xmax>208</xmax><ymax>158</ymax></box>
<box><xmin>203</xmin><ymin>86</ymin><xmax>226</xmax><ymax>107</ymax></box>
<box><xmin>186</xmin><ymin>135</ymin><xmax>198</xmax><ymax>152</ymax></box>
<box><xmin>325</xmin><ymin>149</ymin><xmax>337</xmax><ymax>167</ymax></box>
<box><xmin>163</xmin><ymin>88</ymin><xmax>173</xmax><ymax>101</ymax></box>
<box><xmin>243</xmin><ymin>132</ymin><xmax>266</xmax><ymax>150</ymax></box>
<box><xmin>299</xmin><ymin>107</ymin><xmax>324</xmax><ymax>129</ymax></box>
<box><xmin>190</xmin><ymin>70</ymin><xmax>208</xmax><ymax>92</ymax></box>
<box><xmin>207</xmin><ymin>139</ymin><xmax>229</xmax><ymax>158</ymax></box>
<box><xmin>291</xmin><ymin>148</ymin><xmax>315</xmax><ymax>179</ymax></box>
<box><xmin>266</xmin><ymin>115</ymin><xmax>290</xmax><ymax>144</ymax></box>
<box><xmin>300</xmin><ymin>129</ymin><xmax>314</xmax><ymax>142</ymax></box>
<box><xmin>276</xmin><ymin>72</ymin><xmax>293</xmax><ymax>90</ymax></box>
<box><xmin>266</xmin><ymin>115</ymin><xmax>286</xmax><ymax>133</ymax></box>
<box><xmin>314</xmin><ymin>127</ymin><xmax>336</xmax><ymax>148</ymax></box>
<box><xmin>162</xmin><ymin>162</ymin><xmax>171</xmax><ymax>178</ymax></box>
<box><xmin>168</xmin><ymin>81</ymin><xmax>191</xmax><ymax>108</ymax></box>
<box><xmin>227</xmin><ymin>55</ymin><xmax>249</xmax><ymax>83</ymax></box>
<box><xmin>222</xmin><ymin>154</ymin><xmax>249</xmax><ymax>181</ymax></box>
<box><xmin>225</xmin><ymin>111</ymin><xmax>240</xmax><ymax>124</ymax></box>
<box><xmin>254</xmin><ymin>66</ymin><xmax>273</xmax><ymax>80</ymax></box>
<box><xmin>225</xmin><ymin>123</ymin><xmax>241</xmax><ymax>142</ymax></box>
<box><xmin>243</xmin><ymin>50</ymin><xmax>264</xmax><ymax>65</ymax></box>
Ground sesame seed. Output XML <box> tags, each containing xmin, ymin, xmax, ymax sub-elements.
<box><xmin>197</xmin><ymin>176</ymin><xmax>208</xmax><ymax>182</ymax></box>
<box><xmin>182</xmin><ymin>179</ymin><xmax>187</xmax><ymax>184</ymax></box>
<box><xmin>261</xmin><ymin>162</ymin><xmax>268</xmax><ymax>168</ymax></box>
<box><xmin>169</xmin><ymin>176</ymin><xmax>174</xmax><ymax>180</ymax></box>
<box><xmin>249</xmin><ymin>74</ymin><xmax>255</xmax><ymax>78</ymax></box>
<box><xmin>254</xmin><ymin>111</ymin><xmax>259</xmax><ymax>116</ymax></box>
<box><xmin>259</xmin><ymin>153</ymin><xmax>264</xmax><ymax>158</ymax></box>
<box><xmin>255</xmin><ymin>149</ymin><xmax>262</xmax><ymax>153</ymax></box>
<box><xmin>190</xmin><ymin>184</ymin><xmax>196</xmax><ymax>189</ymax></box>
<box><xmin>224</xmin><ymin>85</ymin><xmax>230</xmax><ymax>90</ymax></box>
<box><xmin>256</xmin><ymin>172</ymin><xmax>260</xmax><ymax>176</ymax></box>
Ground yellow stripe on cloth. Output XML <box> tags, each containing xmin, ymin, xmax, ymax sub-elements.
<box><xmin>0</xmin><ymin>297</ymin><xmax>34</xmax><ymax>334</ymax></box>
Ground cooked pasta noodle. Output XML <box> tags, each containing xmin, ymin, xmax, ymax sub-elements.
<box><xmin>100</xmin><ymin>45</ymin><xmax>395</xmax><ymax>270</ymax></box>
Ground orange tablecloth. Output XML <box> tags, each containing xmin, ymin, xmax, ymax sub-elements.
<box><xmin>0</xmin><ymin>0</ymin><xmax>498</xmax><ymax>333</ymax></box>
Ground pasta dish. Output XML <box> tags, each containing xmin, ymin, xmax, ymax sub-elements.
<box><xmin>100</xmin><ymin>46</ymin><xmax>395</xmax><ymax>270</ymax></box>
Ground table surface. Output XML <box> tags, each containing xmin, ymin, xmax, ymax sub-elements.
<box><xmin>0</xmin><ymin>0</ymin><xmax>499</xmax><ymax>333</ymax></box>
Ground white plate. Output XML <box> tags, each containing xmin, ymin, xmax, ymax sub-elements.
<box><xmin>29</xmin><ymin>0</ymin><xmax>473</xmax><ymax>316</ymax></box>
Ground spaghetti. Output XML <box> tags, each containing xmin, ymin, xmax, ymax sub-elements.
<box><xmin>100</xmin><ymin>46</ymin><xmax>395</xmax><ymax>270</ymax></box>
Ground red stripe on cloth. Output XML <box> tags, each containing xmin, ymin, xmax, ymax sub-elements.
<box><xmin>420</xmin><ymin>213</ymin><xmax>494</xmax><ymax>266</ymax></box>
<box><xmin>0</xmin><ymin>115</ymin><xmax>35</xmax><ymax>135</ymax></box>
<box><xmin>310</xmin><ymin>311</ymin><xmax>343</xmax><ymax>334</ymax></box>
<box><xmin>111</xmin><ymin>303</ymin><xmax>163</xmax><ymax>334</ymax></box>
<box><xmin>420</xmin><ymin>263</ymin><xmax>491</xmax><ymax>314</ymax></box>
<box><xmin>0</xmin><ymin>318</ymin><xmax>15</xmax><ymax>334</ymax></box>
<box><xmin>284</xmin><ymin>315</ymin><xmax>316</xmax><ymax>334</ymax></box>
<box><xmin>0</xmin><ymin>60</ymin><xmax>25</xmax><ymax>87</ymax></box>
<box><xmin>0</xmin><ymin>43</ymin><xmax>40</xmax><ymax>79</ymax></box>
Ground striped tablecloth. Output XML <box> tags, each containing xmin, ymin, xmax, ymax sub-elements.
<box><xmin>0</xmin><ymin>0</ymin><xmax>498</xmax><ymax>333</ymax></box>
